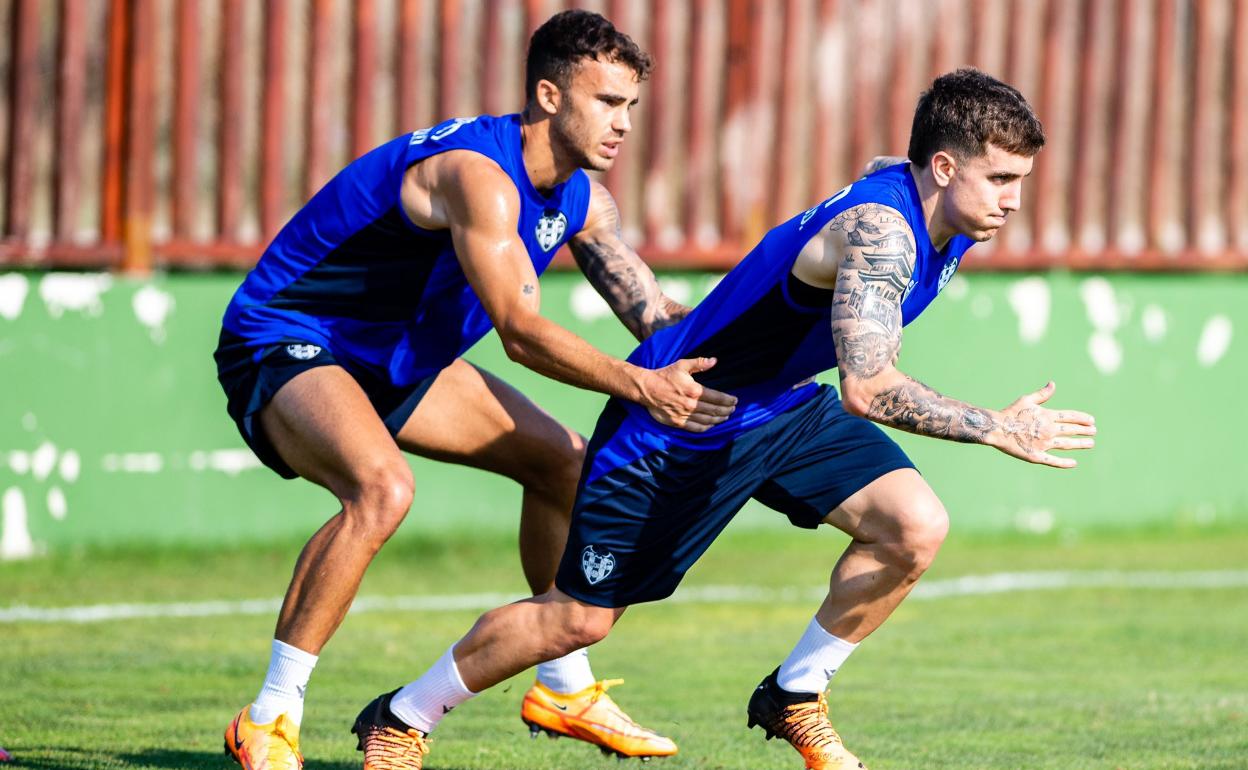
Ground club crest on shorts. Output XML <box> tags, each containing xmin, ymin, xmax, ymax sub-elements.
<box><xmin>285</xmin><ymin>343</ymin><xmax>322</xmax><ymax>360</ymax></box>
<box><xmin>581</xmin><ymin>545</ymin><xmax>615</xmax><ymax>585</ymax></box>
<box><xmin>535</xmin><ymin>210</ymin><xmax>567</xmax><ymax>252</ymax></box>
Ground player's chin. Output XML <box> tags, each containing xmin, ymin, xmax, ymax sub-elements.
<box><xmin>584</xmin><ymin>154</ymin><xmax>616</xmax><ymax>173</ymax></box>
<box><xmin>970</xmin><ymin>225</ymin><xmax>1003</xmax><ymax>242</ymax></box>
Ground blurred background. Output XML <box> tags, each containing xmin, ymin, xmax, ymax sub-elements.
<box><xmin>1</xmin><ymin>0</ymin><xmax>1244</xmax><ymax>556</ymax></box>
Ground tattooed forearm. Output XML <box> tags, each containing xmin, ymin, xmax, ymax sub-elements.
<box><xmin>867</xmin><ymin>377</ymin><xmax>998</xmax><ymax>444</ymax></box>
<box><xmin>569</xmin><ymin>237</ymin><xmax>653</xmax><ymax>340</ymax></box>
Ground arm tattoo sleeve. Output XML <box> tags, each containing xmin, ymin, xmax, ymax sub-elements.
<box><xmin>830</xmin><ymin>204</ymin><xmax>913</xmax><ymax>379</ymax></box>
<box><xmin>867</xmin><ymin>377</ymin><xmax>999</xmax><ymax>443</ymax></box>
<box><xmin>830</xmin><ymin>204</ymin><xmax>1000</xmax><ymax>444</ymax></box>
<box><xmin>569</xmin><ymin>191</ymin><xmax>684</xmax><ymax>341</ymax></box>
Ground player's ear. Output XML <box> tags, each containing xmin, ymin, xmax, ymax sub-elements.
<box><xmin>534</xmin><ymin>78</ymin><xmax>562</xmax><ymax>116</ymax></box>
<box><xmin>930</xmin><ymin>151</ymin><xmax>957</xmax><ymax>188</ymax></box>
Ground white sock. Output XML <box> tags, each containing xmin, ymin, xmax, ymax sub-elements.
<box><xmin>251</xmin><ymin>639</ymin><xmax>318</xmax><ymax>725</ymax></box>
<box><xmin>536</xmin><ymin>648</ymin><xmax>595</xmax><ymax>694</ymax></box>
<box><xmin>776</xmin><ymin>618</ymin><xmax>859</xmax><ymax>694</ymax></box>
<box><xmin>389</xmin><ymin>645</ymin><xmax>477</xmax><ymax>734</ymax></box>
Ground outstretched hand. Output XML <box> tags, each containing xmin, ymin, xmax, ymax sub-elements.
<box><xmin>993</xmin><ymin>381</ymin><xmax>1096</xmax><ymax>468</ymax></box>
<box><xmin>642</xmin><ymin>357</ymin><xmax>738</xmax><ymax>433</ymax></box>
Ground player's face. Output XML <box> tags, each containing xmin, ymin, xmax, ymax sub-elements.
<box><xmin>550</xmin><ymin>57</ymin><xmax>641</xmax><ymax>172</ymax></box>
<box><xmin>942</xmin><ymin>144</ymin><xmax>1033</xmax><ymax>242</ymax></box>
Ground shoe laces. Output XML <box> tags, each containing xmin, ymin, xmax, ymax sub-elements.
<box><xmin>365</xmin><ymin>725</ymin><xmax>429</xmax><ymax>769</ymax></box>
<box><xmin>589</xmin><ymin>678</ymin><xmax>626</xmax><ymax>703</ymax></box>
<box><xmin>268</xmin><ymin>715</ymin><xmax>304</xmax><ymax>767</ymax></box>
<box><xmin>781</xmin><ymin>693</ymin><xmax>844</xmax><ymax>750</ymax></box>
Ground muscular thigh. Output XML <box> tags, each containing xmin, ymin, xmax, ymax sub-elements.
<box><xmin>393</xmin><ymin>359</ymin><xmax>585</xmax><ymax>484</ymax></box>
<box><xmin>258</xmin><ymin>365</ymin><xmax>408</xmax><ymax>499</ymax></box>
<box><xmin>822</xmin><ymin>468</ymin><xmax>943</xmax><ymax>543</ymax></box>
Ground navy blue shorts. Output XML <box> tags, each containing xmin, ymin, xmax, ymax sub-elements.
<box><xmin>555</xmin><ymin>386</ymin><xmax>915</xmax><ymax>608</ymax></box>
<box><xmin>214</xmin><ymin>330</ymin><xmax>437</xmax><ymax>479</ymax></box>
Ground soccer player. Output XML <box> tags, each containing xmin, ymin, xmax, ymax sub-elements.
<box><xmin>216</xmin><ymin>10</ymin><xmax>737</xmax><ymax>769</ymax></box>
<box><xmin>358</xmin><ymin>69</ymin><xmax>1098</xmax><ymax>769</ymax></box>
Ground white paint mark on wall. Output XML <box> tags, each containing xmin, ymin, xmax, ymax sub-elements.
<box><xmin>31</xmin><ymin>442</ymin><xmax>57</xmax><ymax>482</ymax></box>
<box><xmin>0</xmin><ymin>274</ymin><xmax>30</xmax><ymax>320</ymax></box>
<box><xmin>944</xmin><ymin>273</ymin><xmax>970</xmax><ymax>301</ymax></box>
<box><xmin>189</xmin><ymin>449</ymin><xmax>262</xmax><ymax>476</ymax></box>
<box><xmin>39</xmin><ymin>273</ymin><xmax>113</xmax><ymax>318</ymax></box>
<box><xmin>1006</xmin><ymin>277</ymin><xmax>1051</xmax><ymax>344</ymax></box>
<box><xmin>21</xmin><ymin>413</ymin><xmax>37</xmax><ymax>431</ymax></box>
<box><xmin>1197</xmin><ymin>315</ymin><xmax>1233</xmax><ymax>367</ymax></box>
<box><xmin>1079</xmin><ymin>277</ymin><xmax>1121</xmax><ymax>332</ymax></box>
<box><xmin>47</xmin><ymin>487</ymin><xmax>67</xmax><ymax>520</ymax></box>
<box><xmin>970</xmin><ymin>294</ymin><xmax>993</xmax><ymax>319</ymax></box>
<box><xmin>1</xmin><ymin>488</ymin><xmax>35</xmax><ymax>560</ymax></box>
<box><xmin>101</xmin><ymin>453</ymin><xmax>164</xmax><ymax>473</ymax></box>
<box><xmin>1141</xmin><ymin>304</ymin><xmax>1167</xmax><ymax>343</ymax></box>
<box><xmin>132</xmin><ymin>285</ymin><xmax>176</xmax><ymax>343</ymax></box>
<box><xmin>58</xmin><ymin>450</ymin><xmax>80</xmax><ymax>483</ymax></box>
<box><xmin>8</xmin><ymin>451</ymin><xmax>30</xmax><ymax>476</ymax></box>
<box><xmin>1088</xmin><ymin>331</ymin><xmax>1123</xmax><ymax>374</ymax></box>
<box><xmin>569</xmin><ymin>282</ymin><xmax>612</xmax><ymax>322</ymax></box>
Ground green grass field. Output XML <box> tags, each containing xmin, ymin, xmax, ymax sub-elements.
<box><xmin>2</xmin><ymin>526</ymin><xmax>1246</xmax><ymax>769</ymax></box>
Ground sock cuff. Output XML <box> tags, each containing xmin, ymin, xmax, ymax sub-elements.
<box><xmin>445</xmin><ymin>645</ymin><xmax>476</xmax><ymax>696</ymax></box>
<box><xmin>807</xmin><ymin>618</ymin><xmax>859</xmax><ymax>652</ymax></box>
<box><xmin>272</xmin><ymin>638</ymin><xmax>319</xmax><ymax>667</ymax></box>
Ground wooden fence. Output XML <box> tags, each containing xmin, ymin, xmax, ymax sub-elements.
<box><xmin>2</xmin><ymin>0</ymin><xmax>1246</xmax><ymax>272</ymax></box>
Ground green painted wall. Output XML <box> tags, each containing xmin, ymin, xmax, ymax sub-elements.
<box><xmin>0</xmin><ymin>270</ymin><xmax>1243</xmax><ymax>556</ymax></box>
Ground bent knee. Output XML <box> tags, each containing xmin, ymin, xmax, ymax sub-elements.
<box><xmin>546</xmin><ymin>603</ymin><xmax>614</xmax><ymax>653</ymax></box>
<box><xmin>340</xmin><ymin>465</ymin><xmax>415</xmax><ymax>542</ymax></box>
<box><xmin>518</xmin><ymin>433</ymin><xmax>587</xmax><ymax>499</ymax></box>
<box><xmin>881</xmin><ymin>497</ymin><xmax>949</xmax><ymax>577</ymax></box>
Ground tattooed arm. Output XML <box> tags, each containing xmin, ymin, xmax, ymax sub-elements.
<box><xmin>568</xmin><ymin>182</ymin><xmax>690</xmax><ymax>342</ymax></box>
<box><xmin>824</xmin><ymin>203</ymin><xmax>1096</xmax><ymax>468</ymax></box>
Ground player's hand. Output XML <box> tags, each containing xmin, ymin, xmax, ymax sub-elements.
<box><xmin>641</xmin><ymin>357</ymin><xmax>738</xmax><ymax>432</ymax></box>
<box><xmin>991</xmin><ymin>381</ymin><xmax>1096</xmax><ymax>468</ymax></box>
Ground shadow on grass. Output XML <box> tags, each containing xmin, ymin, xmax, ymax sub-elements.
<box><xmin>6</xmin><ymin>747</ymin><xmax>510</xmax><ymax>770</ymax></box>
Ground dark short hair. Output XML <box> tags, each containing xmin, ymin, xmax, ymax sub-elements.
<box><xmin>907</xmin><ymin>68</ymin><xmax>1046</xmax><ymax>166</ymax></box>
<box><xmin>525</xmin><ymin>10</ymin><xmax>653</xmax><ymax>101</ymax></box>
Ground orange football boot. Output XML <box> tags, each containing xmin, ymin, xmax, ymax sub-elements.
<box><xmin>224</xmin><ymin>705</ymin><xmax>303</xmax><ymax>770</ymax></box>
<box><xmin>351</xmin><ymin>690</ymin><xmax>430</xmax><ymax>770</ymax></box>
<box><xmin>521</xmin><ymin>679</ymin><xmax>677</xmax><ymax>760</ymax></box>
<box><xmin>747</xmin><ymin>669</ymin><xmax>866</xmax><ymax>770</ymax></box>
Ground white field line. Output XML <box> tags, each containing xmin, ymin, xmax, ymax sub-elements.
<box><xmin>2</xmin><ymin>570</ymin><xmax>1247</xmax><ymax>625</ymax></box>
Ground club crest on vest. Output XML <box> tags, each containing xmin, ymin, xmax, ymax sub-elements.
<box><xmin>535</xmin><ymin>210</ymin><xmax>568</xmax><ymax>252</ymax></box>
<box><xmin>581</xmin><ymin>545</ymin><xmax>615</xmax><ymax>585</ymax></box>
<box><xmin>285</xmin><ymin>344</ymin><xmax>322</xmax><ymax>360</ymax></box>
<box><xmin>938</xmin><ymin>256</ymin><xmax>960</xmax><ymax>291</ymax></box>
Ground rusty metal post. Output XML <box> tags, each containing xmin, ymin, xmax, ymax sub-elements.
<box><xmin>54</xmin><ymin>0</ymin><xmax>87</xmax><ymax>242</ymax></box>
<box><xmin>1228</xmin><ymin>0</ymin><xmax>1248</xmax><ymax>249</ymax></box>
<box><xmin>481</xmin><ymin>0</ymin><xmax>505</xmax><ymax>115</ymax></box>
<box><xmin>720</xmin><ymin>0</ymin><xmax>751</xmax><ymax>243</ymax></box>
<box><xmin>769</xmin><ymin>0</ymin><xmax>802</xmax><ymax>225</ymax></box>
<box><xmin>682</xmin><ymin>0</ymin><xmax>713</xmax><ymax>245</ymax></box>
<box><xmin>5</xmin><ymin>0</ymin><xmax>40</xmax><ymax>240</ymax></box>
<box><xmin>396</xmin><ymin>0</ymin><xmax>423</xmax><ymax>132</ymax></box>
<box><xmin>437</xmin><ymin>0</ymin><xmax>462</xmax><ymax>119</ymax></box>
<box><xmin>1030</xmin><ymin>0</ymin><xmax>1071</xmax><ymax>256</ymax></box>
<box><xmin>1147</xmin><ymin>0</ymin><xmax>1177</xmax><ymax>253</ymax></box>
<box><xmin>809</xmin><ymin>0</ymin><xmax>843</xmax><ymax>202</ymax></box>
<box><xmin>217</xmin><ymin>0</ymin><xmax>244</xmax><ymax>242</ymax></box>
<box><xmin>1187</xmin><ymin>0</ymin><xmax>1220</xmax><ymax>253</ymax></box>
<box><xmin>642</xmin><ymin>0</ymin><xmax>670</xmax><ymax>246</ymax></box>
<box><xmin>261</xmin><ymin>0</ymin><xmax>288</xmax><ymax>240</ymax></box>
<box><xmin>101</xmin><ymin>0</ymin><xmax>128</xmax><ymax>245</ymax></box>
<box><xmin>352</xmin><ymin>0</ymin><xmax>377</xmax><ymax>158</ymax></box>
<box><xmin>172</xmin><ymin>0</ymin><xmax>200</xmax><ymax>239</ymax></box>
<box><xmin>122</xmin><ymin>0</ymin><xmax>156</xmax><ymax>273</ymax></box>
<box><xmin>305</xmin><ymin>0</ymin><xmax>334</xmax><ymax>199</ymax></box>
